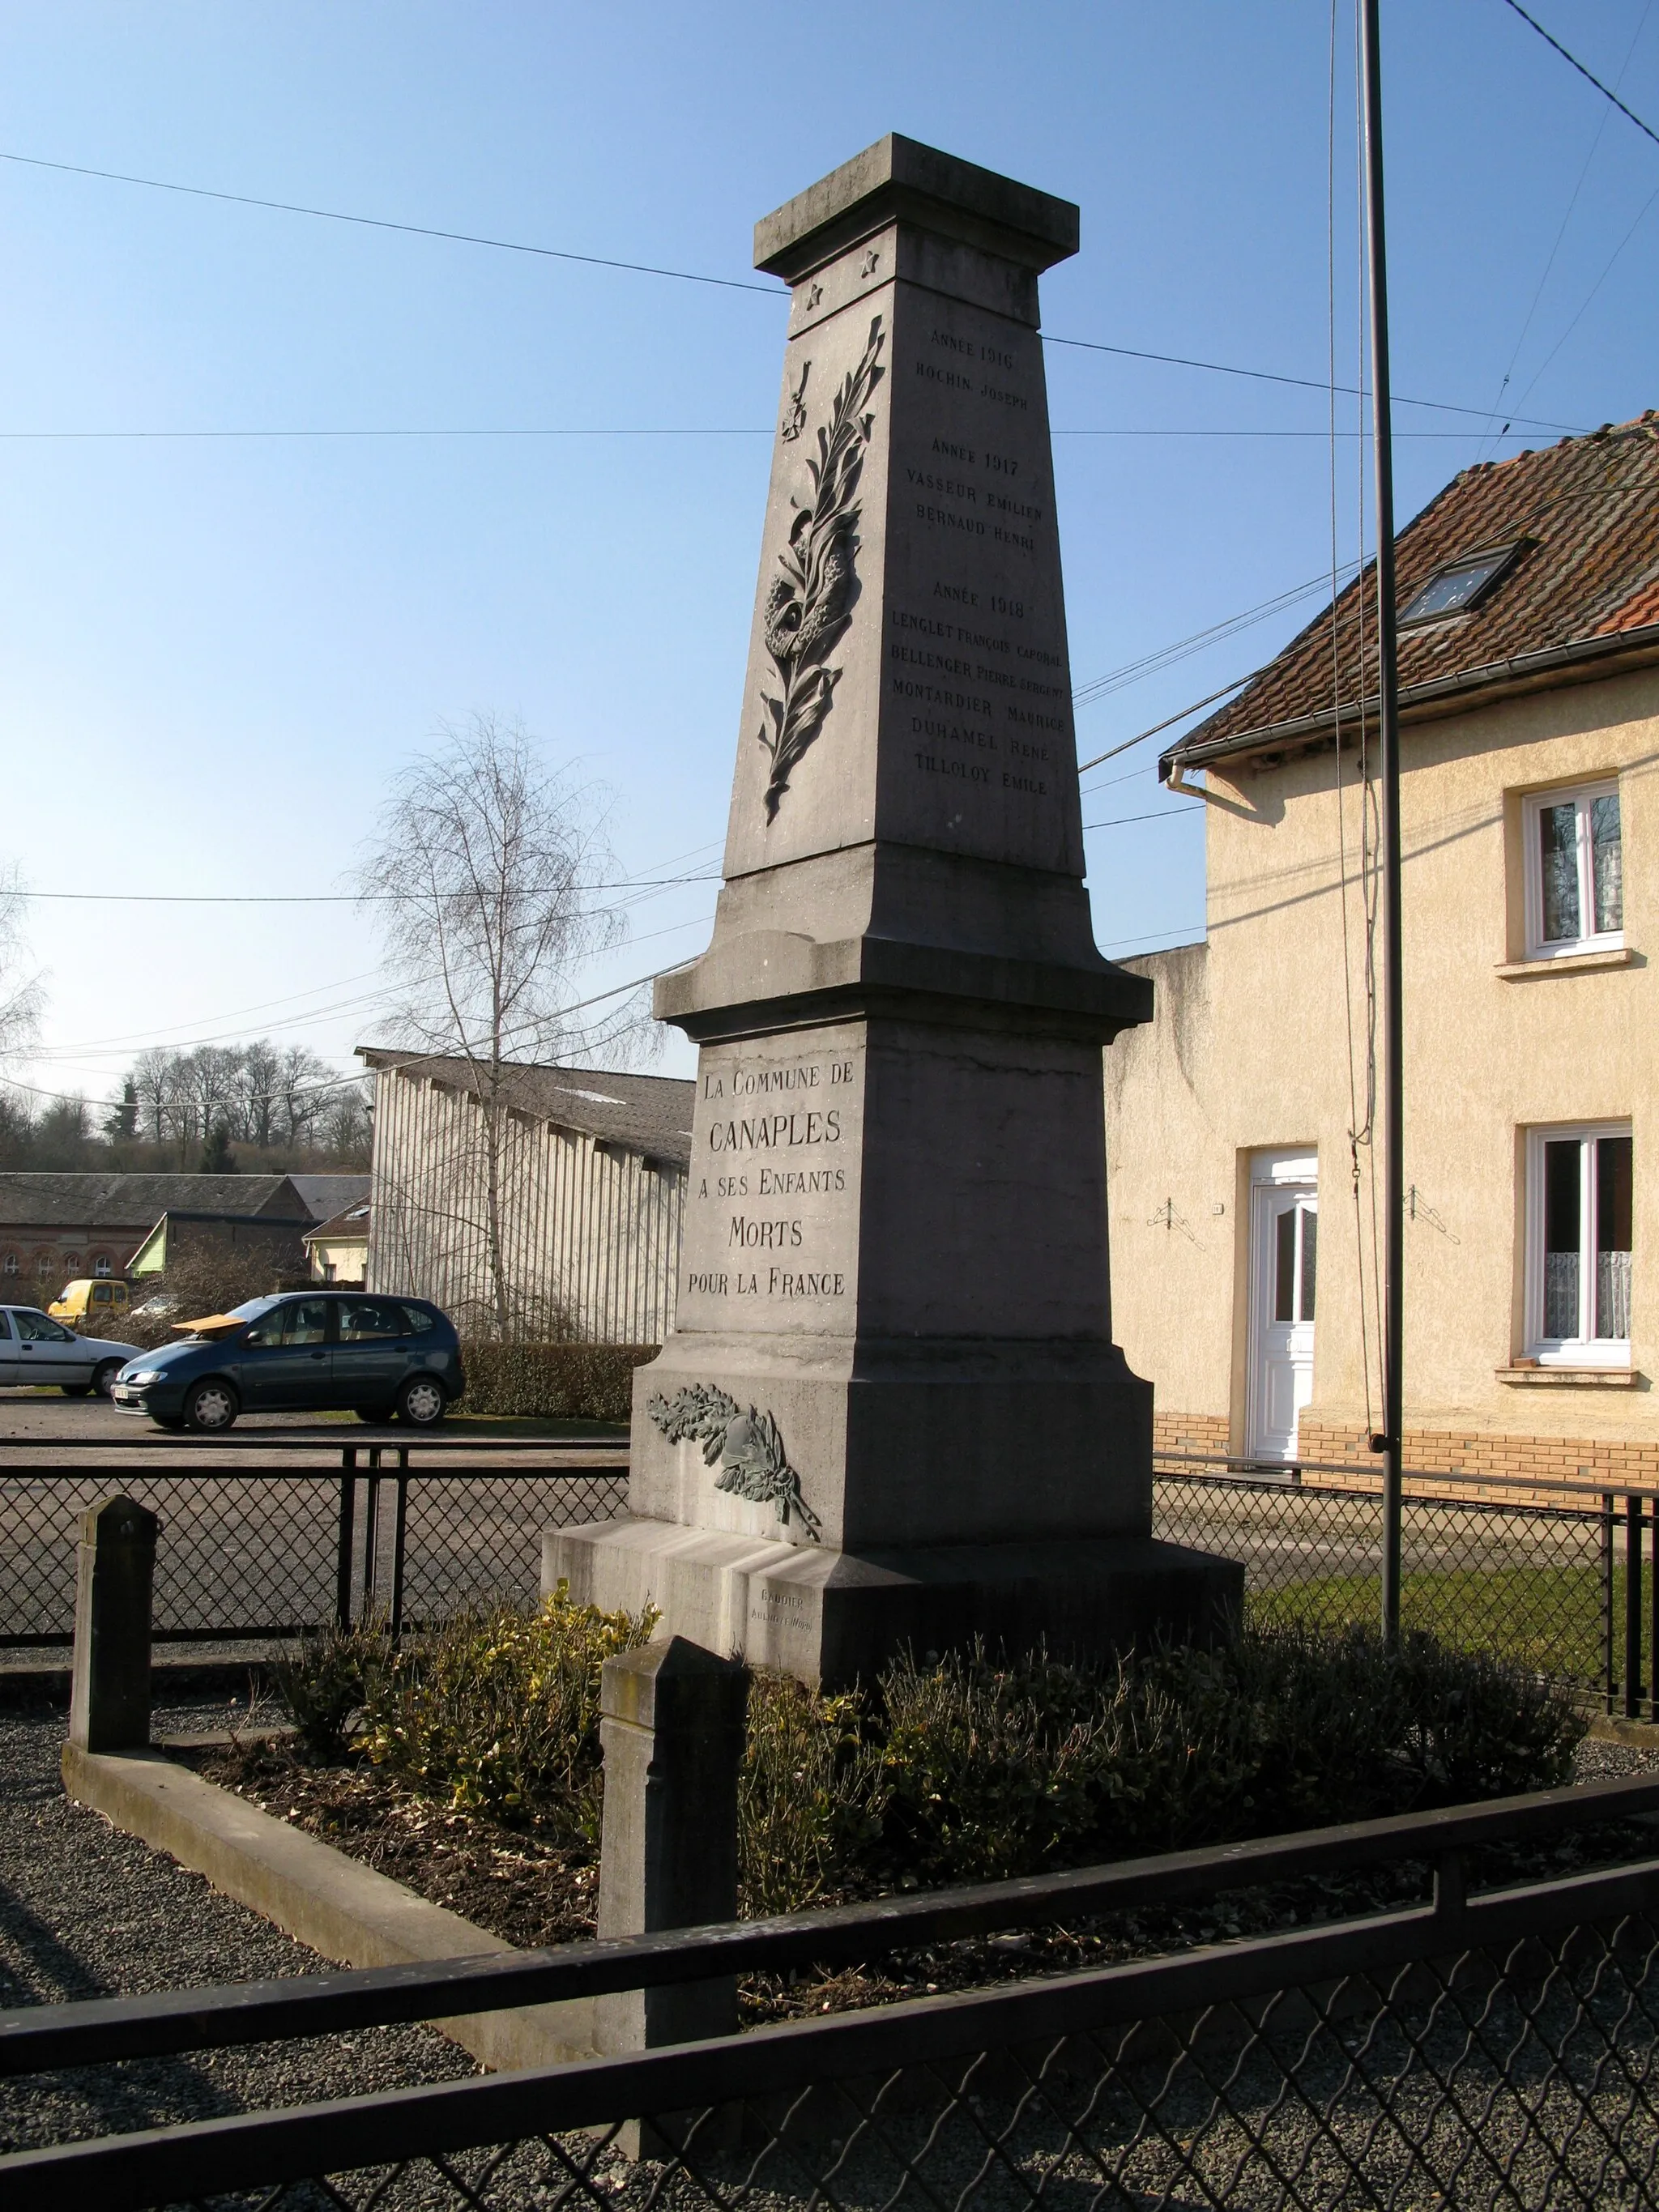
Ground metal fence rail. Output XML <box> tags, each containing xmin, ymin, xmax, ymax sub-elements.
<box><xmin>0</xmin><ymin>1459</ymin><xmax>627</xmax><ymax>1646</ymax></box>
<box><xmin>1155</xmin><ymin>1455</ymin><xmax>1659</xmax><ymax>1715</ymax></box>
<box><xmin>4</xmin><ymin>1776</ymin><xmax>1658</xmax><ymax>2210</ymax></box>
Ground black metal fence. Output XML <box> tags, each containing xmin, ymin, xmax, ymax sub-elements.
<box><xmin>6</xmin><ymin>1443</ymin><xmax>1659</xmax><ymax>1700</ymax></box>
<box><xmin>0</xmin><ymin>1447</ymin><xmax>627</xmax><ymax>1647</ymax></box>
<box><xmin>1155</xmin><ymin>1453</ymin><xmax>1659</xmax><ymax>1717</ymax></box>
<box><xmin>4</xmin><ymin>1775</ymin><xmax>1658</xmax><ymax>2208</ymax></box>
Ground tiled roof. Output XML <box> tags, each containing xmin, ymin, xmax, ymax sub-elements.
<box><xmin>304</xmin><ymin>1200</ymin><xmax>371</xmax><ymax>1243</ymax></box>
<box><xmin>360</xmin><ymin>1051</ymin><xmax>695</xmax><ymax>1169</ymax></box>
<box><xmin>288</xmin><ymin>1172</ymin><xmax>371</xmax><ymax>1221</ymax></box>
<box><xmin>1174</xmin><ymin>412</ymin><xmax>1659</xmax><ymax>767</ymax></box>
<box><xmin>0</xmin><ymin>1172</ymin><xmax>301</xmax><ymax>1230</ymax></box>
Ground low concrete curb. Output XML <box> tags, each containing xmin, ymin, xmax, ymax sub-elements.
<box><xmin>61</xmin><ymin>1741</ymin><xmax>596</xmax><ymax>2072</ymax></box>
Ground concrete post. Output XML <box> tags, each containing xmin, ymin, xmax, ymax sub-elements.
<box><xmin>68</xmin><ymin>1496</ymin><xmax>160</xmax><ymax>1753</ymax></box>
<box><xmin>596</xmin><ymin>1635</ymin><xmax>748</xmax><ymax>2055</ymax></box>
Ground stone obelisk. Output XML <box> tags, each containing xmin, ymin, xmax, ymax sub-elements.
<box><xmin>547</xmin><ymin>136</ymin><xmax>1239</xmax><ymax>1685</ymax></box>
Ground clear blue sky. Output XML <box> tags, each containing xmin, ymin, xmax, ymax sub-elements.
<box><xmin>3</xmin><ymin>1</ymin><xmax>1656</xmax><ymax>1101</ymax></box>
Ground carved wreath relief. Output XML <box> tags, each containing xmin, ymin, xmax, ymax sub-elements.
<box><xmin>756</xmin><ymin>315</ymin><xmax>885</xmax><ymax>822</ymax></box>
<box><xmin>647</xmin><ymin>1383</ymin><xmax>822</xmax><ymax>1541</ymax></box>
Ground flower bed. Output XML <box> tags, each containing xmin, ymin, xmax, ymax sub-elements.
<box><xmin>194</xmin><ymin>1599</ymin><xmax>1601</xmax><ymax>2024</ymax></box>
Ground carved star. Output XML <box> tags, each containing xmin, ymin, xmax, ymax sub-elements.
<box><xmin>804</xmin><ymin>281</ymin><xmax>823</xmax><ymax>309</ymax></box>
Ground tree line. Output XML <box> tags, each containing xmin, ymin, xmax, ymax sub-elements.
<box><xmin>117</xmin><ymin>1041</ymin><xmax>370</xmax><ymax>1155</ymax></box>
<box><xmin>0</xmin><ymin>1040</ymin><xmax>370</xmax><ymax>1173</ymax></box>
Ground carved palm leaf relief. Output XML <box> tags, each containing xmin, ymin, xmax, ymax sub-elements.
<box><xmin>756</xmin><ymin>314</ymin><xmax>885</xmax><ymax>822</ymax></box>
<box><xmin>647</xmin><ymin>1383</ymin><xmax>822</xmax><ymax>1540</ymax></box>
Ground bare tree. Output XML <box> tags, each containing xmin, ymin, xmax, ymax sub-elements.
<box><xmin>236</xmin><ymin>1038</ymin><xmax>285</xmax><ymax>1149</ymax></box>
<box><xmin>0</xmin><ymin>863</ymin><xmax>44</xmax><ymax>1073</ymax></box>
<box><xmin>356</xmin><ymin>711</ymin><xmax>638</xmax><ymax>1338</ymax></box>
<box><xmin>275</xmin><ymin>1044</ymin><xmax>334</xmax><ymax>1147</ymax></box>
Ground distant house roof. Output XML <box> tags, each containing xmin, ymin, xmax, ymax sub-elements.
<box><xmin>288</xmin><ymin>1173</ymin><xmax>371</xmax><ymax>1222</ymax></box>
<box><xmin>359</xmin><ymin>1050</ymin><xmax>694</xmax><ymax>1170</ymax></box>
<box><xmin>1168</xmin><ymin>411</ymin><xmax>1659</xmax><ymax>776</ymax></box>
<box><xmin>303</xmin><ymin>1200</ymin><xmax>371</xmax><ymax>1247</ymax></box>
<box><xmin>0</xmin><ymin>1172</ymin><xmax>303</xmax><ymax>1230</ymax></box>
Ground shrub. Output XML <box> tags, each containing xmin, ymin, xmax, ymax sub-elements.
<box><xmin>739</xmin><ymin>1670</ymin><xmax>886</xmax><ymax>1915</ymax></box>
<box><xmin>124</xmin><ymin>1245</ymin><xmax>308</xmax><ymax>1347</ymax></box>
<box><xmin>736</xmin><ymin>1628</ymin><xmax>1588</xmax><ymax>1906</ymax></box>
<box><xmin>271</xmin><ymin>1606</ymin><xmax>1587</xmax><ymax>1910</ymax></box>
<box><xmin>457</xmin><ymin>1341</ymin><xmax>658</xmax><ymax>1422</ymax></box>
<box><xmin>269</xmin><ymin>1619</ymin><xmax>389</xmax><ymax>1762</ymax></box>
<box><xmin>353</xmin><ymin>1584</ymin><xmax>659</xmax><ymax>1846</ymax></box>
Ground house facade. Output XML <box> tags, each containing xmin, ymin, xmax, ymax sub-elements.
<box><xmin>305</xmin><ymin>1200</ymin><xmax>370</xmax><ymax>1285</ymax></box>
<box><xmin>0</xmin><ymin>1171</ymin><xmax>312</xmax><ymax>1294</ymax></box>
<box><xmin>361</xmin><ymin>1051</ymin><xmax>693</xmax><ymax>1343</ymax></box>
<box><xmin>1107</xmin><ymin>413</ymin><xmax>1659</xmax><ymax>1489</ymax></box>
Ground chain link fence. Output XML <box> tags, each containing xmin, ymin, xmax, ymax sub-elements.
<box><xmin>0</xmin><ymin>1459</ymin><xmax>627</xmax><ymax>1647</ymax></box>
<box><xmin>6</xmin><ymin>1779</ymin><xmax>1658</xmax><ymax>2209</ymax></box>
<box><xmin>1155</xmin><ymin>1455</ymin><xmax>1659</xmax><ymax>1714</ymax></box>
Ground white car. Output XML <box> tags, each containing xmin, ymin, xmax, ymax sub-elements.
<box><xmin>0</xmin><ymin>1305</ymin><xmax>143</xmax><ymax>1397</ymax></box>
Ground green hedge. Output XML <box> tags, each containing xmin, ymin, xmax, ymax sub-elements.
<box><xmin>457</xmin><ymin>1340</ymin><xmax>658</xmax><ymax>1422</ymax></box>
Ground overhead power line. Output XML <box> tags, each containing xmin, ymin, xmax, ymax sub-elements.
<box><xmin>0</xmin><ymin>424</ymin><xmax>1538</xmax><ymax>442</ymax></box>
<box><xmin>1081</xmin><ymin>803</ymin><xmax>1205</xmax><ymax>829</ymax></box>
<box><xmin>0</xmin><ymin>148</ymin><xmax>783</xmax><ymax>296</ymax></box>
<box><xmin>1499</xmin><ymin>0</ymin><xmax>1659</xmax><ymax>152</ymax></box>
<box><xmin>17</xmin><ymin>873</ymin><xmax>719</xmax><ymax>905</ymax></box>
<box><xmin>1041</xmin><ymin>333</ymin><xmax>1584</xmax><ymax>435</ymax></box>
<box><xmin>0</xmin><ymin>143</ymin><xmax>1587</xmax><ymax>437</ymax></box>
<box><xmin>1077</xmin><ymin>679</ymin><xmax>1251</xmax><ymax>774</ymax></box>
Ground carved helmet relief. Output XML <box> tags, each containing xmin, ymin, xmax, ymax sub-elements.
<box><xmin>755</xmin><ymin>315</ymin><xmax>885</xmax><ymax>822</ymax></box>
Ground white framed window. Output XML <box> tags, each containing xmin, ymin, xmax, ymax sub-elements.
<box><xmin>92</xmin><ymin>1255</ymin><xmax>111</xmax><ymax>1277</ymax></box>
<box><xmin>1524</xmin><ymin>781</ymin><xmax>1623</xmax><ymax>957</ymax></box>
<box><xmin>1526</xmin><ymin>1123</ymin><xmax>1632</xmax><ymax>1366</ymax></box>
<box><xmin>1</xmin><ymin>1253</ymin><xmax>15</xmax><ymax>1276</ymax></box>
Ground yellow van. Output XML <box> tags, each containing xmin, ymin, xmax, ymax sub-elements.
<box><xmin>49</xmin><ymin>1277</ymin><xmax>131</xmax><ymax>1329</ymax></box>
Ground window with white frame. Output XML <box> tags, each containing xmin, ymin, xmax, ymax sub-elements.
<box><xmin>1524</xmin><ymin>782</ymin><xmax>1623</xmax><ymax>957</ymax></box>
<box><xmin>1527</xmin><ymin>1124</ymin><xmax>1632</xmax><ymax>1365</ymax></box>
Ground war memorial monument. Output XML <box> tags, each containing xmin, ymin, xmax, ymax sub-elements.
<box><xmin>548</xmin><ymin>135</ymin><xmax>1239</xmax><ymax>1684</ymax></box>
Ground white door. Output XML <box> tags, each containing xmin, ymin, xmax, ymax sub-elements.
<box><xmin>1248</xmin><ymin>1156</ymin><xmax>1318</xmax><ymax>1461</ymax></box>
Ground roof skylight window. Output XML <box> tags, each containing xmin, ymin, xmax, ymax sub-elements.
<box><xmin>1397</xmin><ymin>544</ymin><xmax>1522</xmax><ymax>627</ymax></box>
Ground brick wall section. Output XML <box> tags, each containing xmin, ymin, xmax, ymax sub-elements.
<box><xmin>1152</xmin><ymin>1408</ymin><xmax>1659</xmax><ymax>1502</ymax></box>
<box><xmin>1298</xmin><ymin>1415</ymin><xmax>1659</xmax><ymax>1501</ymax></box>
<box><xmin>1152</xmin><ymin>1411</ymin><xmax>1230</xmax><ymax>1457</ymax></box>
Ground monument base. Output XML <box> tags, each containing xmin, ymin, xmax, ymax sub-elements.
<box><xmin>544</xmin><ymin>1515</ymin><xmax>1243</xmax><ymax>1689</ymax></box>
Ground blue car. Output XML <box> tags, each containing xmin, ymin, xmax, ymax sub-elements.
<box><xmin>111</xmin><ymin>1292</ymin><xmax>465</xmax><ymax>1433</ymax></box>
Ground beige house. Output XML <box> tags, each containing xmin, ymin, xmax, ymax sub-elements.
<box><xmin>1107</xmin><ymin>412</ymin><xmax>1659</xmax><ymax>1489</ymax></box>
<box><xmin>361</xmin><ymin>1050</ymin><xmax>693</xmax><ymax>1343</ymax></box>
<box><xmin>305</xmin><ymin>1200</ymin><xmax>370</xmax><ymax>1285</ymax></box>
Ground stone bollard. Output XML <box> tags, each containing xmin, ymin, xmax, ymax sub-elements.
<box><xmin>596</xmin><ymin>1635</ymin><xmax>748</xmax><ymax>2058</ymax></box>
<box><xmin>68</xmin><ymin>1496</ymin><xmax>160</xmax><ymax>1754</ymax></box>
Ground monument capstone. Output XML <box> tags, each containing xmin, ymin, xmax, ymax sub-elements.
<box><xmin>546</xmin><ymin>134</ymin><xmax>1241</xmax><ymax>1684</ymax></box>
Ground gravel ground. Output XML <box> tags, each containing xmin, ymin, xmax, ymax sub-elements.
<box><xmin>0</xmin><ymin>1692</ymin><xmax>474</xmax><ymax>2158</ymax></box>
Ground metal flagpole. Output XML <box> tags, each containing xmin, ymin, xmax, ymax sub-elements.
<box><xmin>1359</xmin><ymin>0</ymin><xmax>1405</xmax><ymax>1646</ymax></box>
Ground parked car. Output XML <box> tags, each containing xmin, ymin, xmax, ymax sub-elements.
<box><xmin>0</xmin><ymin>1306</ymin><xmax>143</xmax><ymax>1396</ymax></box>
<box><xmin>49</xmin><ymin>1276</ymin><xmax>133</xmax><ymax>1329</ymax></box>
<box><xmin>111</xmin><ymin>1291</ymin><xmax>464</xmax><ymax>1433</ymax></box>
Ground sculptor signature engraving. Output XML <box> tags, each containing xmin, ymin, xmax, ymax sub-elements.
<box><xmin>779</xmin><ymin>360</ymin><xmax>810</xmax><ymax>442</ymax></box>
<box><xmin>756</xmin><ymin>315</ymin><xmax>885</xmax><ymax>822</ymax></box>
<box><xmin>647</xmin><ymin>1383</ymin><xmax>822</xmax><ymax>1541</ymax></box>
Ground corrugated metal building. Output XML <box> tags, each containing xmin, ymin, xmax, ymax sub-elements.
<box><xmin>360</xmin><ymin>1050</ymin><xmax>692</xmax><ymax>1344</ymax></box>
